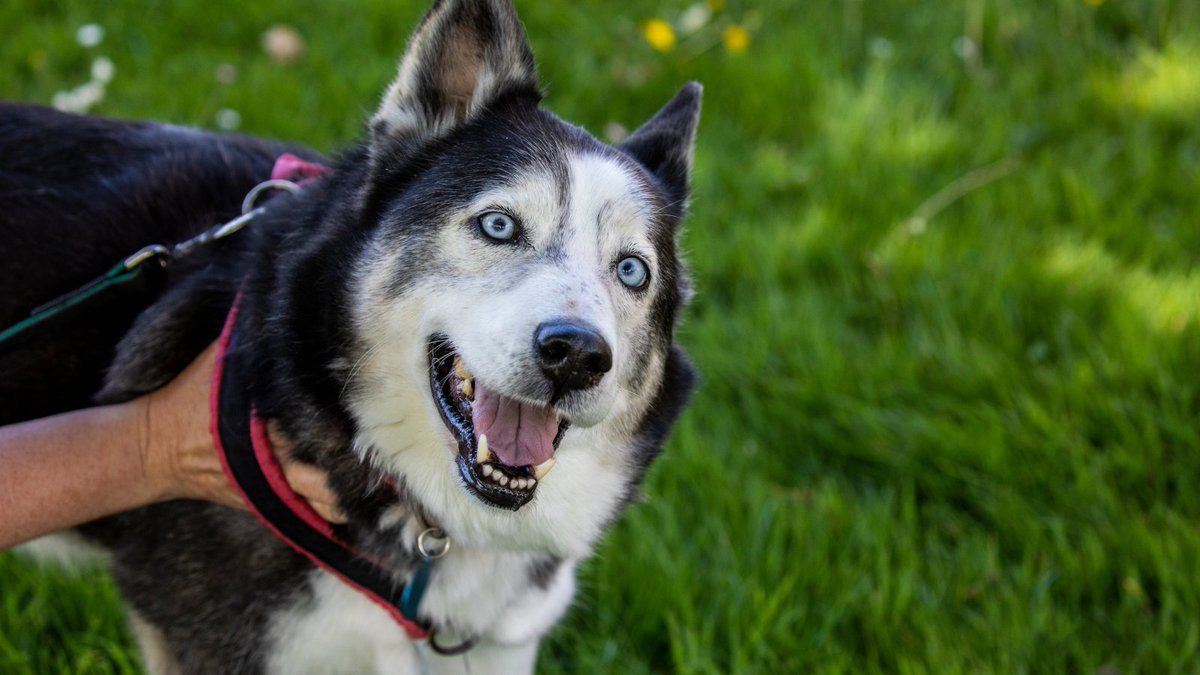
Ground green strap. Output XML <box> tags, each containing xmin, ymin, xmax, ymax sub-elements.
<box><xmin>0</xmin><ymin>261</ymin><xmax>144</xmax><ymax>345</ymax></box>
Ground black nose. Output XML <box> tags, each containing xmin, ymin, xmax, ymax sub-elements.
<box><xmin>535</xmin><ymin>321</ymin><xmax>613</xmax><ymax>392</ymax></box>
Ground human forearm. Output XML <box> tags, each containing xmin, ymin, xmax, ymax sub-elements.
<box><xmin>0</xmin><ymin>343</ymin><xmax>345</xmax><ymax>552</ymax></box>
<box><xmin>0</xmin><ymin>401</ymin><xmax>162</xmax><ymax>550</ymax></box>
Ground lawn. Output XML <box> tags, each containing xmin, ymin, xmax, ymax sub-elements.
<box><xmin>3</xmin><ymin>0</ymin><xmax>1200</xmax><ymax>672</ymax></box>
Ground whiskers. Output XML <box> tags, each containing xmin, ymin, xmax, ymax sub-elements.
<box><xmin>427</xmin><ymin>336</ymin><xmax>461</xmax><ymax>393</ymax></box>
<box><xmin>340</xmin><ymin>340</ymin><xmax>386</xmax><ymax>400</ymax></box>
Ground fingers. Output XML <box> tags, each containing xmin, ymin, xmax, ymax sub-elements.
<box><xmin>266</xmin><ymin>420</ymin><xmax>348</xmax><ymax>524</ymax></box>
<box><xmin>282</xmin><ymin>462</ymin><xmax>348</xmax><ymax>524</ymax></box>
<box><xmin>145</xmin><ymin>340</ymin><xmax>347</xmax><ymax>524</ymax></box>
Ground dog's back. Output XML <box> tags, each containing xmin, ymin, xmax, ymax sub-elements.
<box><xmin>0</xmin><ymin>103</ymin><xmax>295</xmax><ymax>423</ymax></box>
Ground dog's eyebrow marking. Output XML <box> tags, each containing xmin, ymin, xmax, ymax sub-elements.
<box><xmin>595</xmin><ymin>200</ymin><xmax>614</xmax><ymax>235</ymax></box>
<box><xmin>553</xmin><ymin>153</ymin><xmax>571</xmax><ymax>213</ymax></box>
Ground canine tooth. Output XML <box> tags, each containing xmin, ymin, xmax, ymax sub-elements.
<box><xmin>454</xmin><ymin>357</ymin><xmax>471</xmax><ymax>381</ymax></box>
<box><xmin>533</xmin><ymin>457</ymin><xmax>557</xmax><ymax>480</ymax></box>
<box><xmin>481</xmin><ymin>464</ymin><xmax>494</xmax><ymax>477</ymax></box>
<box><xmin>460</xmin><ymin>378</ymin><xmax>474</xmax><ymax>400</ymax></box>
<box><xmin>498</xmin><ymin>475</ymin><xmax>509</xmax><ymax>487</ymax></box>
<box><xmin>476</xmin><ymin>435</ymin><xmax>491</xmax><ymax>464</ymax></box>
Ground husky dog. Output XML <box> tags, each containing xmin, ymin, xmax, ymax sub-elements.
<box><xmin>0</xmin><ymin>0</ymin><xmax>699</xmax><ymax>671</ymax></box>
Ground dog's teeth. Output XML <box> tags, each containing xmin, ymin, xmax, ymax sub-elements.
<box><xmin>533</xmin><ymin>457</ymin><xmax>557</xmax><ymax>480</ymax></box>
<box><xmin>454</xmin><ymin>357</ymin><xmax>471</xmax><ymax>381</ymax></box>
<box><xmin>515</xmin><ymin>478</ymin><xmax>526</xmax><ymax>489</ymax></box>
<box><xmin>527</xmin><ymin>478</ymin><xmax>537</xmax><ymax>488</ymax></box>
<box><xmin>481</xmin><ymin>464</ymin><xmax>494</xmax><ymax>477</ymax></box>
<box><xmin>460</xmin><ymin>378</ymin><xmax>474</xmax><ymax>400</ymax></box>
<box><xmin>498</xmin><ymin>475</ymin><xmax>509</xmax><ymax>487</ymax></box>
<box><xmin>476</xmin><ymin>435</ymin><xmax>491</xmax><ymax>464</ymax></box>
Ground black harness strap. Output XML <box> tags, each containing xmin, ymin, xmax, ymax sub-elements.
<box><xmin>211</xmin><ymin>299</ymin><xmax>430</xmax><ymax>639</ymax></box>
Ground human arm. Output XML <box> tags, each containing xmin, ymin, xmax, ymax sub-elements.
<box><xmin>0</xmin><ymin>343</ymin><xmax>344</xmax><ymax>551</ymax></box>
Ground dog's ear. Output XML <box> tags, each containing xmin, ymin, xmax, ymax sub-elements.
<box><xmin>620</xmin><ymin>82</ymin><xmax>703</xmax><ymax>211</ymax></box>
<box><xmin>371</xmin><ymin>0</ymin><xmax>538</xmax><ymax>144</ymax></box>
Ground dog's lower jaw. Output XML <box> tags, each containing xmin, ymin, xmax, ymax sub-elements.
<box><xmin>355</xmin><ymin>416</ymin><xmax>630</xmax><ymax>557</ymax></box>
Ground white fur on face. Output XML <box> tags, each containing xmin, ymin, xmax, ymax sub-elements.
<box><xmin>347</xmin><ymin>150</ymin><xmax>669</xmax><ymax>556</ymax></box>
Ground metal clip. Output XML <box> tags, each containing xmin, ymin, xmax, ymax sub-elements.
<box><xmin>241</xmin><ymin>178</ymin><xmax>301</xmax><ymax>215</ymax></box>
<box><xmin>123</xmin><ymin>244</ymin><xmax>170</xmax><ymax>270</ymax></box>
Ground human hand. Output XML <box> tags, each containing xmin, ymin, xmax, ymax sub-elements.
<box><xmin>136</xmin><ymin>342</ymin><xmax>348</xmax><ymax>524</ymax></box>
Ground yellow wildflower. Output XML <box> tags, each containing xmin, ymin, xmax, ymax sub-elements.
<box><xmin>706</xmin><ymin>0</ymin><xmax>726</xmax><ymax>10</ymax></box>
<box><xmin>642</xmin><ymin>19</ymin><xmax>677</xmax><ymax>53</ymax></box>
<box><xmin>722</xmin><ymin>25</ymin><xmax>751</xmax><ymax>55</ymax></box>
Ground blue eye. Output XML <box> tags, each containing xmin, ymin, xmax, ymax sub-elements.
<box><xmin>616</xmin><ymin>256</ymin><xmax>649</xmax><ymax>289</ymax></box>
<box><xmin>479</xmin><ymin>211</ymin><xmax>517</xmax><ymax>242</ymax></box>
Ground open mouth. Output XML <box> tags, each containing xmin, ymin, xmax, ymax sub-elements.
<box><xmin>428</xmin><ymin>336</ymin><xmax>568</xmax><ymax>510</ymax></box>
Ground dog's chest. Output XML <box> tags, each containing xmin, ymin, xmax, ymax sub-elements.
<box><xmin>265</xmin><ymin>573</ymin><xmax>418</xmax><ymax>675</ymax></box>
<box><xmin>266</xmin><ymin>553</ymin><xmax>576</xmax><ymax>674</ymax></box>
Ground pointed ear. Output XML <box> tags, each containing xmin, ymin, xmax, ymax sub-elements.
<box><xmin>371</xmin><ymin>0</ymin><xmax>538</xmax><ymax>143</ymax></box>
<box><xmin>620</xmin><ymin>82</ymin><xmax>703</xmax><ymax>209</ymax></box>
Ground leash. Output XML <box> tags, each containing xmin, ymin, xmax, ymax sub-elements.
<box><xmin>0</xmin><ymin>157</ymin><xmax>315</xmax><ymax>352</ymax></box>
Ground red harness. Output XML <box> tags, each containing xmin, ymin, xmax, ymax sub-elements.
<box><xmin>210</xmin><ymin>295</ymin><xmax>430</xmax><ymax>640</ymax></box>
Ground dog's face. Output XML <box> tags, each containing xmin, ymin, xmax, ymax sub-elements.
<box><xmin>342</xmin><ymin>0</ymin><xmax>698</xmax><ymax>556</ymax></box>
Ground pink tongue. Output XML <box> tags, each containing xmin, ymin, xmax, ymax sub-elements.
<box><xmin>472</xmin><ymin>382</ymin><xmax>558</xmax><ymax>468</ymax></box>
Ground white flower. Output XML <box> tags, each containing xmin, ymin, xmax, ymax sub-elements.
<box><xmin>51</xmin><ymin>81</ymin><xmax>106</xmax><ymax>113</ymax></box>
<box><xmin>215</xmin><ymin>108</ymin><xmax>242</xmax><ymax>131</ymax></box>
<box><xmin>76</xmin><ymin>24</ymin><xmax>105</xmax><ymax>48</ymax></box>
<box><xmin>679</xmin><ymin>3</ymin><xmax>711</xmax><ymax>34</ymax></box>
<box><xmin>91</xmin><ymin>56</ymin><xmax>115</xmax><ymax>83</ymax></box>
<box><xmin>604</xmin><ymin>122</ymin><xmax>629</xmax><ymax>144</ymax></box>
<box><xmin>953</xmin><ymin>36</ymin><xmax>978</xmax><ymax>60</ymax></box>
<box><xmin>262</xmin><ymin>25</ymin><xmax>305</xmax><ymax>65</ymax></box>
<box><xmin>51</xmin><ymin>90</ymin><xmax>78</xmax><ymax>112</ymax></box>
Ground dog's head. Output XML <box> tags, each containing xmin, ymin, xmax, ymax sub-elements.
<box><xmin>338</xmin><ymin>0</ymin><xmax>699</xmax><ymax>555</ymax></box>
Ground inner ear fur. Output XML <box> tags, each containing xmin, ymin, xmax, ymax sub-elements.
<box><xmin>371</xmin><ymin>0</ymin><xmax>539</xmax><ymax>144</ymax></box>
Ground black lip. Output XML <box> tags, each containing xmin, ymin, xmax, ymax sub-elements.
<box><xmin>428</xmin><ymin>335</ymin><xmax>567</xmax><ymax>511</ymax></box>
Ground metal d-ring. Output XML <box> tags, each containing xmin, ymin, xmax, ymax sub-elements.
<box><xmin>416</xmin><ymin>527</ymin><xmax>451</xmax><ymax>559</ymax></box>
<box><xmin>241</xmin><ymin>178</ymin><xmax>301</xmax><ymax>215</ymax></box>
<box><xmin>428</xmin><ymin>629</ymin><xmax>477</xmax><ymax>657</ymax></box>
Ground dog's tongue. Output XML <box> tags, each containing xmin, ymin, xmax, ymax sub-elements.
<box><xmin>472</xmin><ymin>383</ymin><xmax>558</xmax><ymax>468</ymax></box>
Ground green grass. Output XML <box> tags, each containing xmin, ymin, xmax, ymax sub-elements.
<box><xmin>4</xmin><ymin>0</ymin><xmax>1200</xmax><ymax>672</ymax></box>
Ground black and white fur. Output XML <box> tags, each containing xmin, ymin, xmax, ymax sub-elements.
<box><xmin>0</xmin><ymin>0</ymin><xmax>699</xmax><ymax>672</ymax></box>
